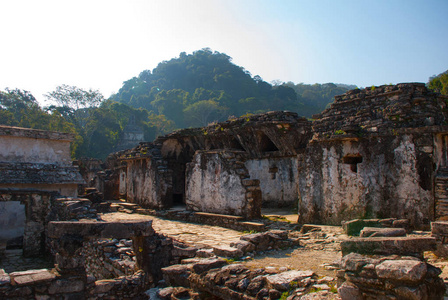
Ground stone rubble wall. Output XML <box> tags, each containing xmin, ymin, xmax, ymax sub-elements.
<box><xmin>0</xmin><ymin>267</ymin><xmax>148</xmax><ymax>300</ymax></box>
<box><xmin>83</xmin><ymin>238</ymin><xmax>138</xmax><ymax>280</ymax></box>
<box><xmin>160</xmin><ymin>259</ymin><xmax>337</xmax><ymax>300</ymax></box>
<box><xmin>312</xmin><ymin>83</ymin><xmax>448</xmax><ymax>138</ymax></box>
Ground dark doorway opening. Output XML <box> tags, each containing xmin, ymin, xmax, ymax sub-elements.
<box><xmin>173</xmin><ymin>193</ymin><xmax>184</xmax><ymax>206</ymax></box>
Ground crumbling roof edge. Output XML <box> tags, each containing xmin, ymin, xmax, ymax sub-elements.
<box><xmin>0</xmin><ymin>125</ymin><xmax>75</xmax><ymax>141</ymax></box>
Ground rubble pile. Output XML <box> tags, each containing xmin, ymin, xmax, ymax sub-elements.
<box><xmin>312</xmin><ymin>83</ymin><xmax>448</xmax><ymax>139</ymax></box>
<box><xmin>336</xmin><ymin>253</ymin><xmax>445</xmax><ymax>300</ymax></box>
<box><xmin>160</xmin><ymin>258</ymin><xmax>338</xmax><ymax>300</ymax></box>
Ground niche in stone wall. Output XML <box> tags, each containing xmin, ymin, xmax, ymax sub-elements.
<box><xmin>259</xmin><ymin>133</ymin><xmax>279</xmax><ymax>152</ymax></box>
<box><xmin>343</xmin><ymin>154</ymin><xmax>363</xmax><ymax>173</ymax></box>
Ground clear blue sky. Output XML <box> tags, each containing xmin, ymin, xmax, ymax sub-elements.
<box><xmin>1</xmin><ymin>0</ymin><xmax>447</xmax><ymax>104</ymax></box>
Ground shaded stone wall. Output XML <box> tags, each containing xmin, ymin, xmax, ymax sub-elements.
<box><xmin>0</xmin><ymin>189</ymin><xmax>58</xmax><ymax>256</ymax></box>
<box><xmin>125</xmin><ymin>157</ymin><xmax>172</xmax><ymax>209</ymax></box>
<box><xmin>185</xmin><ymin>150</ymin><xmax>262</xmax><ymax>219</ymax></box>
<box><xmin>245</xmin><ymin>157</ymin><xmax>299</xmax><ymax>208</ymax></box>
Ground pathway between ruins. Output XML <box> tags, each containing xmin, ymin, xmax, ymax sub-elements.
<box><xmin>99</xmin><ymin>212</ymin><xmax>244</xmax><ymax>248</ymax></box>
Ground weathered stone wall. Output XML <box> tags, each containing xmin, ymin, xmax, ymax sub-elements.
<box><xmin>297</xmin><ymin>83</ymin><xmax>447</xmax><ymax>229</ymax></box>
<box><xmin>299</xmin><ymin>134</ymin><xmax>434</xmax><ymax>228</ymax></box>
<box><xmin>111</xmin><ymin>111</ymin><xmax>311</xmax><ymax>214</ymax></box>
<box><xmin>245</xmin><ymin>157</ymin><xmax>299</xmax><ymax>208</ymax></box>
<box><xmin>0</xmin><ymin>126</ymin><xmax>84</xmax><ymax>197</ymax></box>
<box><xmin>0</xmin><ymin>183</ymin><xmax>80</xmax><ymax>198</ymax></box>
<box><xmin>186</xmin><ymin>151</ymin><xmax>247</xmax><ymax>216</ymax></box>
<box><xmin>0</xmin><ymin>189</ymin><xmax>58</xmax><ymax>256</ymax></box>
<box><xmin>186</xmin><ymin>150</ymin><xmax>262</xmax><ymax>219</ymax></box>
<box><xmin>0</xmin><ymin>125</ymin><xmax>74</xmax><ymax>165</ymax></box>
<box><xmin>125</xmin><ymin>157</ymin><xmax>171</xmax><ymax>209</ymax></box>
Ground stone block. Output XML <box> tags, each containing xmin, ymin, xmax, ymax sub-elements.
<box><xmin>191</xmin><ymin>258</ymin><xmax>227</xmax><ymax>274</ymax></box>
<box><xmin>337</xmin><ymin>282</ymin><xmax>363</xmax><ymax>300</ymax></box>
<box><xmin>265</xmin><ymin>270</ymin><xmax>315</xmax><ymax>291</ymax></box>
<box><xmin>0</xmin><ymin>269</ymin><xmax>10</xmax><ymax>286</ymax></box>
<box><xmin>196</xmin><ymin>248</ymin><xmax>215</xmax><ymax>258</ymax></box>
<box><xmin>48</xmin><ymin>220</ymin><xmax>154</xmax><ymax>239</ymax></box>
<box><xmin>359</xmin><ymin>227</ymin><xmax>406</xmax><ymax>237</ymax></box>
<box><xmin>11</xmin><ymin>269</ymin><xmax>56</xmax><ymax>286</ymax></box>
<box><xmin>375</xmin><ymin>260</ymin><xmax>427</xmax><ymax>282</ymax></box>
<box><xmin>162</xmin><ymin>264</ymin><xmax>193</xmax><ymax>287</ymax></box>
<box><xmin>341</xmin><ymin>237</ymin><xmax>436</xmax><ymax>256</ymax></box>
<box><xmin>340</xmin><ymin>253</ymin><xmax>381</xmax><ymax>272</ymax></box>
<box><xmin>342</xmin><ymin>219</ymin><xmax>381</xmax><ymax>236</ymax></box>
<box><xmin>230</xmin><ymin>240</ymin><xmax>256</xmax><ymax>253</ymax></box>
<box><xmin>212</xmin><ymin>245</ymin><xmax>243</xmax><ymax>258</ymax></box>
<box><xmin>91</xmin><ymin>279</ymin><xmax>116</xmax><ymax>294</ymax></box>
<box><xmin>431</xmin><ymin>221</ymin><xmax>448</xmax><ymax>237</ymax></box>
<box><xmin>172</xmin><ymin>245</ymin><xmax>198</xmax><ymax>258</ymax></box>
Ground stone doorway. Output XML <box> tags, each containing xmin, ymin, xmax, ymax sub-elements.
<box><xmin>0</xmin><ymin>201</ymin><xmax>26</xmax><ymax>253</ymax></box>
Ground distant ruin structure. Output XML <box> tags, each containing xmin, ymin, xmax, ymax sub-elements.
<box><xmin>0</xmin><ymin>126</ymin><xmax>83</xmax><ymax>255</ymax></box>
<box><xmin>0</xmin><ymin>125</ymin><xmax>84</xmax><ymax>196</ymax></box>
<box><xmin>114</xmin><ymin>115</ymin><xmax>145</xmax><ymax>152</ymax></box>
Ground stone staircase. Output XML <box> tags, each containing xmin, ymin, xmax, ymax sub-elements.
<box><xmin>435</xmin><ymin>167</ymin><xmax>448</xmax><ymax>220</ymax></box>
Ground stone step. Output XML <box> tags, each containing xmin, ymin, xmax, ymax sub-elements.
<box><xmin>341</xmin><ymin>237</ymin><xmax>437</xmax><ymax>256</ymax></box>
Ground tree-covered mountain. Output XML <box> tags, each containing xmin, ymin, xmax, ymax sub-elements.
<box><xmin>1</xmin><ymin>49</ymin><xmax>381</xmax><ymax>159</ymax></box>
<box><xmin>112</xmin><ymin>48</ymin><xmax>355</xmax><ymax>128</ymax></box>
<box><xmin>428</xmin><ymin>70</ymin><xmax>448</xmax><ymax>95</ymax></box>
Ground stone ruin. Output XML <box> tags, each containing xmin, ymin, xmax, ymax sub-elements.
<box><xmin>90</xmin><ymin>83</ymin><xmax>448</xmax><ymax>230</ymax></box>
<box><xmin>0</xmin><ymin>125</ymin><xmax>84</xmax><ymax>256</ymax></box>
<box><xmin>2</xmin><ymin>83</ymin><xmax>448</xmax><ymax>299</ymax></box>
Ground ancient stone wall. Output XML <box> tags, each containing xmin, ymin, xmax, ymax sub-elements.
<box><xmin>111</xmin><ymin>111</ymin><xmax>311</xmax><ymax>214</ymax></box>
<box><xmin>186</xmin><ymin>150</ymin><xmax>262</xmax><ymax>219</ymax></box>
<box><xmin>0</xmin><ymin>189</ymin><xmax>59</xmax><ymax>256</ymax></box>
<box><xmin>298</xmin><ymin>83</ymin><xmax>448</xmax><ymax>229</ymax></box>
<box><xmin>299</xmin><ymin>134</ymin><xmax>434</xmax><ymax>228</ymax></box>
<box><xmin>125</xmin><ymin>157</ymin><xmax>171</xmax><ymax>209</ymax></box>
<box><xmin>0</xmin><ymin>126</ymin><xmax>84</xmax><ymax>197</ymax></box>
<box><xmin>0</xmin><ymin>125</ymin><xmax>74</xmax><ymax>165</ymax></box>
<box><xmin>245</xmin><ymin>157</ymin><xmax>299</xmax><ymax>208</ymax></box>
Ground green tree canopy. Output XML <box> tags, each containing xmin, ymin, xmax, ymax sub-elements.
<box><xmin>428</xmin><ymin>70</ymin><xmax>448</xmax><ymax>95</ymax></box>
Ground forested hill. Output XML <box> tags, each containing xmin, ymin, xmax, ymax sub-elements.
<box><xmin>0</xmin><ymin>48</ymin><xmax>359</xmax><ymax>159</ymax></box>
<box><xmin>112</xmin><ymin>48</ymin><xmax>356</xmax><ymax>128</ymax></box>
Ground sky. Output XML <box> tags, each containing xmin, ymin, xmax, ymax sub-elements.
<box><xmin>1</xmin><ymin>0</ymin><xmax>447</xmax><ymax>104</ymax></box>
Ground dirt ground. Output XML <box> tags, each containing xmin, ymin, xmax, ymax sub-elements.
<box><xmin>243</xmin><ymin>248</ymin><xmax>341</xmax><ymax>278</ymax></box>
